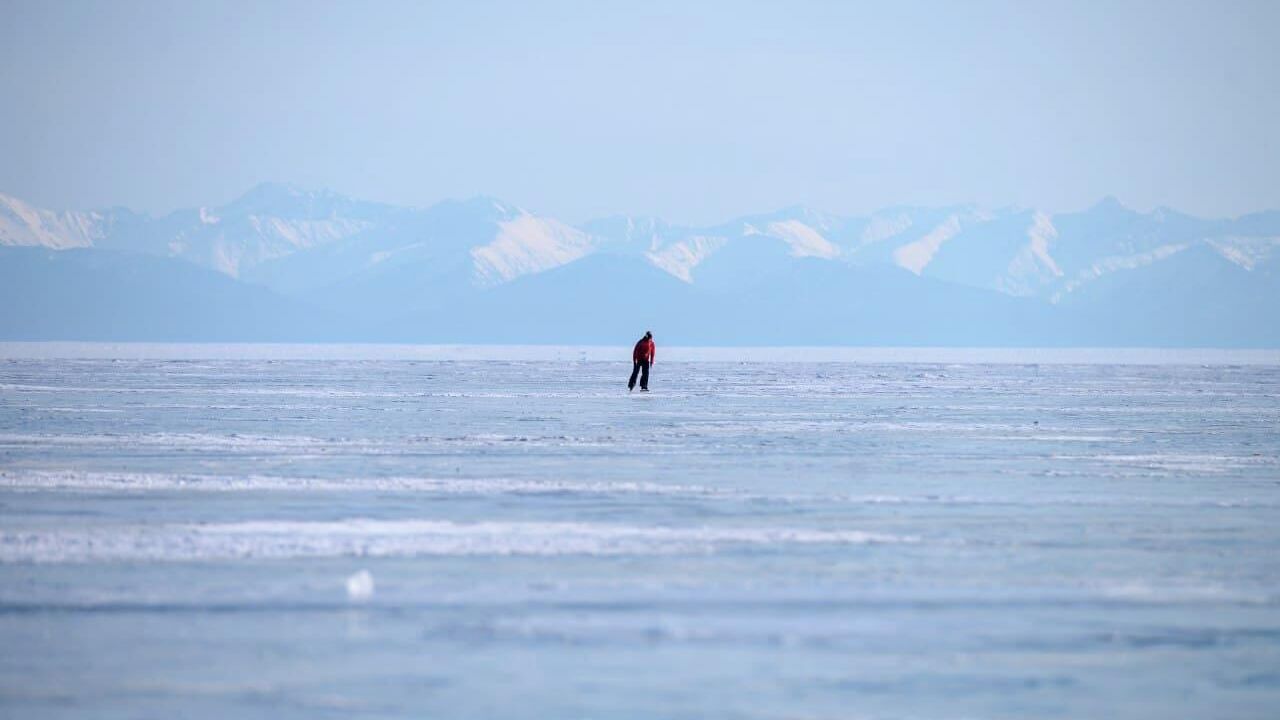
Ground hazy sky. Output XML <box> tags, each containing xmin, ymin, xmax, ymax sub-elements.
<box><xmin>2</xmin><ymin>0</ymin><xmax>1277</xmax><ymax>223</ymax></box>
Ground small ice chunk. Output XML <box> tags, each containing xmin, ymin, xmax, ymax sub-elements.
<box><xmin>345</xmin><ymin>570</ymin><xmax>374</xmax><ymax>601</ymax></box>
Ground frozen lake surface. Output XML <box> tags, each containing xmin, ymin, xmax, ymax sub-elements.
<box><xmin>2</xmin><ymin>345</ymin><xmax>1279</xmax><ymax>719</ymax></box>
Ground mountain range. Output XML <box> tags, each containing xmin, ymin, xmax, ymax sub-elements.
<box><xmin>2</xmin><ymin>183</ymin><xmax>1277</xmax><ymax>346</ymax></box>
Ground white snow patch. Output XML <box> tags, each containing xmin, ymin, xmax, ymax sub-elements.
<box><xmin>210</xmin><ymin>241</ymin><xmax>243</xmax><ymax>277</ymax></box>
<box><xmin>892</xmin><ymin>215</ymin><xmax>963</xmax><ymax>275</ymax></box>
<box><xmin>763</xmin><ymin>220</ymin><xmax>841</xmax><ymax>259</ymax></box>
<box><xmin>1206</xmin><ymin>236</ymin><xmax>1280</xmax><ymax>271</ymax></box>
<box><xmin>471</xmin><ymin>214</ymin><xmax>596</xmax><ymax>286</ymax></box>
<box><xmin>999</xmin><ymin>211</ymin><xmax>1063</xmax><ymax>296</ymax></box>
<box><xmin>1052</xmin><ymin>243</ymin><xmax>1192</xmax><ymax>302</ymax></box>
<box><xmin>1027</xmin><ymin>212</ymin><xmax>1062</xmax><ymax>276</ymax></box>
<box><xmin>646</xmin><ymin>235</ymin><xmax>729</xmax><ymax>282</ymax></box>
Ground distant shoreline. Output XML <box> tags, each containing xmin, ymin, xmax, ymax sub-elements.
<box><xmin>2</xmin><ymin>342</ymin><xmax>1277</xmax><ymax>366</ymax></box>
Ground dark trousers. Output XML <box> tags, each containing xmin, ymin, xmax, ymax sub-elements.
<box><xmin>628</xmin><ymin>360</ymin><xmax>650</xmax><ymax>390</ymax></box>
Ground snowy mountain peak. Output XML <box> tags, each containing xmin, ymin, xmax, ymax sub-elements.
<box><xmin>226</xmin><ymin>181</ymin><xmax>311</xmax><ymax>209</ymax></box>
<box><xmin>1089</xmin><ymin>195</ymin><xmax>1132</xmax><ymax>214</ymax></box>
<box><xmin>0</xmin><ymin>192</ymin><xmax>101</xmax><ymax>249</ymax></box>
<box><xmin>220</xmin><ymin>182</ymin><xmax>390</xmax><ymax>222</ymax></box>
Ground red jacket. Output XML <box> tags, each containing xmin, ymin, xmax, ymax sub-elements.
<box><xmin>633</xmin><ymin>337</ymin><xmax>655</xmax><ymax>364</ymax></box>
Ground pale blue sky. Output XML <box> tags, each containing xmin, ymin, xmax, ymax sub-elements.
<box><xmin>2</xmin><ymin>0</ymin><xmax>1276</xmax><ymax>223</ymax></box>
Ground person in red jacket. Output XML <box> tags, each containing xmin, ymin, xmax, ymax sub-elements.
<box><xmin>628</xmin><ymin>331</ymin><xmax>655</xmax><ymax>391</ymax></box>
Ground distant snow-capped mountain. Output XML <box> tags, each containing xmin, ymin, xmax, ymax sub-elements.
<box><xmin>0</xmin><ymin>192</ymin><xmax>104</xmax><ymax>249</ymax></box>
<box><xmin>5</xmin><ymin>184</ymin><xmax>1277</xmax><ymax>300</ymax></box>
<box><xmin>2</xmin><ymin>185</ymin><xmax>1277</xmax><ymax>345</ymax></box>
<box><xmin>1</xmin><ymin>182</ymin><xmax>387</xmax><ymax>277</ymax></box>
